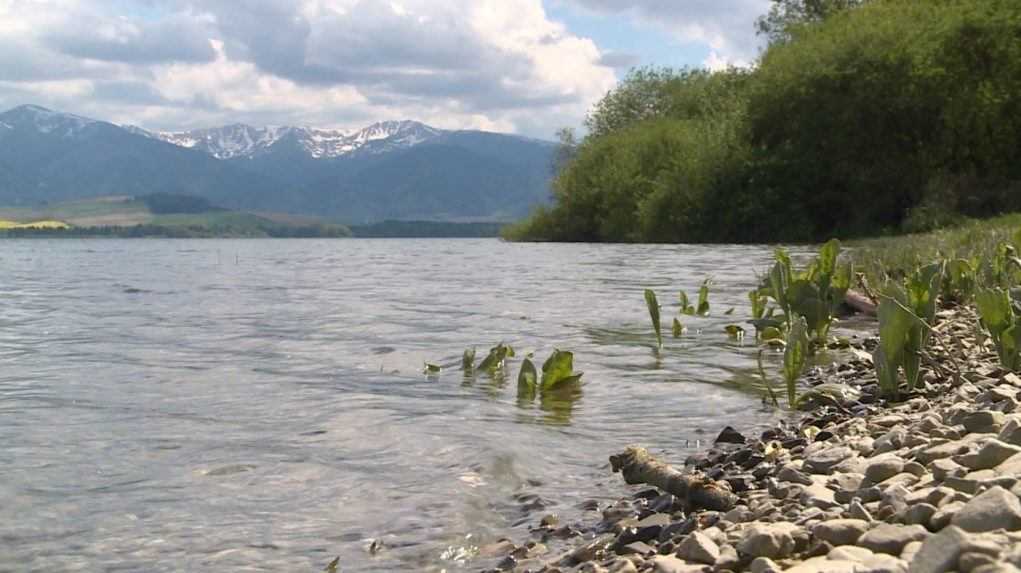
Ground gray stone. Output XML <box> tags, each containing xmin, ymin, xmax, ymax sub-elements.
<box><xmin>932</xmin><ymin>501</ymin><xmax>967</xmax><ymax>531</ymax></box>
<box><xmin>804</xmin><ymin>446</ymin><xmax>856</xmax><ymax>475</ymax></box>
<box><xmin>801</xmin><ymin>483</ymin><xmax>840</xmax><ymax>509</ymax></box>
<box><xmin>748</xmin><ymin>557</ymin><xmax>781</xmax><ymax>573</ymax></box>
<box><xmin>917</xmin><ymin>441</ymin><xmax>974</xmax><ymax>465</ymax></box>
<box><xmin>868</xmin><ymin>457</ymin><xmax>907</xmax><ymax>483</ymax></box>
<box><xmin>862</xmin><ymin>553</ymin><xmax>909</xmax><ymax>573</ymax></box>
<box><xmin>931</xmin><ymin>459</ymin><xmax>967</xmax><ymax>481</ymax></box>
<box><xmin>606</xmin><ymin>558</ymin><xmax>639</xmax><ymax>573</ymax></box>
<box><xmin>830</xmin><ymin>545</ymin><xmax>875</xmax><ymax>562</ymax></box>
<box><xmin>850</xmin><ymin>499</ymin><xmax>875</xmax><ymax>521</ymax></box>
<box><xmin>738</xmin><ymin>522</ymin><xmax>801</xmax><ymax>559</ymax></box>
<box><xmin>618</xmin><ymin>541</ymin><xmax>655</xmax><ymax>556</ymax></box>
<box><xmin>812</xmin><ymin>519</ymin><xmax>869</xmax><ymax>546</ymax></box>
<box><xmin>651</xmin><ymin>555</ymin><xmax>707</xmax><ymax>573</ymax></box>
<box><xmin>677</xmin><ymin>532</ymin><xmax>720</xmax><ymax>565</ymax></box>
<box><xmin>959</xmin><ymin>552</ymin><xmax>1000</xmax><ymax>573</ymax></box>
<box><xmin>778</xmin><ymin>465</ymin><xmax>814</xmax><ymax>485</ymax></box>
<box><xmin>963</xmin><ymin>411</ymin><xmax>1006</xmax><ymax>434</ymax></box>
<box><xmin>859</xmin><ymin>524</ymin><xmax>930</xmax><ymax>555</ymax></box>
<box><xmin>785</xmin><ymin>556</ymin><xmax>858</xmax><ymax>573</ymax></box>
<box><xmin>715</xmin><ymin>544</ymin><xmax>740</xmax><ymax>572</ymax></box>
<box><xmin>951</xmin><ymin>486</ymin><xmax>1021</xmax><ymax>532</ymax></box>
<box><xmin>907</xmin><ymin>525</ymin><xmax>971</xmax><ymax>573</ymax></box>
<box><xmin>959</xmin><ymin>440</ymin><xmax>1021</xmax><ymax>470</ymax></box>
<box><xmin>902</xmin><ymin>503</ymin><xmax>938</xmax><ymax>528</ymax></box>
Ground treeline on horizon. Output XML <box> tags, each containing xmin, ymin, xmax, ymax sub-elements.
<box><xmin>505</xmin><ymin>0</ymin><xmax>1021</xmax><ymax>243</ymax></box>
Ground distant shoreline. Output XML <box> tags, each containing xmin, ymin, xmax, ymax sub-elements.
<box><xmin>0</xmin><ymin>220</ymin><xmax>506</xmax><ymax>239</ymax></box>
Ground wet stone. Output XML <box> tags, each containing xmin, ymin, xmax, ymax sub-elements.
<box><xmin>716</xmin><ymin>426</ymin><xmax>747</xmax><ymax>445</ymax></box>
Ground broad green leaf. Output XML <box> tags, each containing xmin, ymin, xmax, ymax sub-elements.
<box><xmin>782</xmin><ymin>317</ymin><xmax>810</xmax><ymax>407</ymax></box>
<box><xmin>761</xmin><ymin>326</ymin><xmax>783</xmax><ymax>341</ymax></box>
<box><xmin>872</xmin><ymin>345</ymin><xmax>900</xmax><ymax>400</ymax></box>
<box><xmin>679</xmin><ymin>290</ymin><xmax>691</xmax><ymax>311</ymax></box>
<box><xmin>541</xmin><ymin>349</ymin><xmax>583</xmax><ymax>390</ymax></box>
<box><xmin>672</xmin><ymin>318</ymin><xmax>684</xmax><ymax>338</ymax></box>
<box><xmin>517</xmin><ymin>357</ymin><xmax>537</xmax><ymax>398</ymax></box>
<box><xmin>478</xmin><ymin>343</ymin><xmax>514</xmax><ymax>373</ymax></box>
<box><xmin>976</xmin><ymin>288</ymin><xmax>1012</xmax><ymax>340</ymax></box>
<box><xmin>817</xmin><ymin>239</ymin><xmax>841</xmax><ymax>286</ymax></box>
<box><xmin>696</xmin><ymin>279</ymin><xmax>711</xmax><ymax>316</ymax></box>
<box><xmin>725</xmin><ymin>324</ymin><xmax>745</xmax><ymax>339</ymax></box>
<box><xmin>769</xmin><ymin>261</ymin><xmax>791</xmax><ymax>318</ymax></box>
<box><xmin>424</xmin><ymin>363</ymin><xmax>441</xmax><ymax>374</ymax></box>
<box><xmin>749</xmin><ymin>289</ymin><xmax>767</xmax><ymax>320</ymax></box>
<box><xmin>644</xmin><ymin>289</ymin><xmax>662</xmax><ymax>348</ymax></box>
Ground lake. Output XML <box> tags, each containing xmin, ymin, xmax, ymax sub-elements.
<box><xmin>0</xmin><ymin>239</ymin><xmax>811</xmax><ymax>571</ymax></box>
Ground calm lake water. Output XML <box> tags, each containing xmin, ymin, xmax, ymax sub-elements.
<box><xmin>0</xmin><ymin>239</ymin><xmax>818</xmax><ymax>571</ymax></box>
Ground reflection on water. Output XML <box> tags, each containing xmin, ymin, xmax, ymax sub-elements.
<box><xmin>0</xmin><ymin>238</ymin><xmax>832</xmax><ymax>571</ymax></box>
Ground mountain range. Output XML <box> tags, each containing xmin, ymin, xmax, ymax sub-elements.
<box><xmin>0</xmin><ymin>105</ymin><xmax>556</xmax><ymax>223</ymax></box>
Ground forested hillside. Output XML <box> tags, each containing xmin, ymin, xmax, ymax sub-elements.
<box><xmin>506</xmin><ymin>0</ymin><xmax>1021</xmax><ymax>243</ymax></box>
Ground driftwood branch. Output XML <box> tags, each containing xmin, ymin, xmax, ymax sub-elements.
<box><xmin>844</xmin><ymin>290</ymin><xmax>878</xmax><ymax>317</ymax></box>
<box><xmin>609</xmin><ymin>446</ymin><xmax>737</xmax><ymax>512</ymax></box>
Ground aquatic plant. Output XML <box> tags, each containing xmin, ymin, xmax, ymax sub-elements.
<box><xmin>540</xmin><ymin>349</ymin><xmax>583</xmax><ymax>390</ymax></box>
<box><xmin>976</xmin><ymin>287</ymin><xmax>1021</xmax><ymax>372</ymax></box>
<box><xmin>873</xmin><ymin>290</ymin><xmax>929</xmax><ymax>400</ymax></box>
<box><xmin>766</xmin><ymin>240</ymin><xmax>851</xmax><ymax>342</ymax></box>
<box><xmin>461</xmin><ymin>347</ymin><xmax>476</xmax><ymax>372</ymax></box>
<box><xmin>517</xmin><ymin>356</ymin><xmax>538</xmax><ymax>400</ymax></box>
<box><xmin>672</xmin><ymin>318</ymin><xmax>684</xmax><ymax>338</ymax></box>
<box><xmin>943</xmin><ymin>258</ymin><xmax>977</xmax><ymax>302</ymax></box>
<box><xmin>696</xmin><ymin>279</ymin><xmax>711</xmax><ymax>316</ymax></box>
<box><xmin>477</xmin><ymin>343</ymin><xmax>515</xmax><ymax>374</ymax></box>
<box><xmin>678</xmin><ymin>279</ymin><xmax>711</xmax><ymax>316</ymax></box>
<box><xmin>724</xmin><ymin>325</ymin><xmax>745</xmax><ymax>340</ymax></box>
<box><xmin>644</xmin><ymin>289</ymin><xmax>662</xmax><ymax>348</ymax></box>
<box><xmin>782</xmin><ymin>316</ymin><xmax>810</xmax><ymax>407</ymax></box>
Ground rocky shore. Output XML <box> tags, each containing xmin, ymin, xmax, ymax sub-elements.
<box><xmin>478</xmin><ymin>306</ymin><xmax>1021</xmax><ymax>573</ymax></box>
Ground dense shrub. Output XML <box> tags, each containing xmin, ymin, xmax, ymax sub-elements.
<box><xmin>508</xmin><ymin>0</ymin><xmax>1021</xmax><ymax>244</ymax></box>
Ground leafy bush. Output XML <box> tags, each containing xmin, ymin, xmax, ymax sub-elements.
<box><xmin>510</xmin><ymin>0</ymin><xmax>1021</xmax><ymax>244</ymax></box>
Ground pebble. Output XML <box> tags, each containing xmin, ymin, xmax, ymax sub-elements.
<box><xmin>803</xmin><ymin>446</ymin><xmax>856</xmax><ymax>475</ymax></box>
<box><xmin>908</xmin><ymin>525</ymin><xmax>972</xmax><ymax>573</ymax></box>
<box><xmin>738</xmin><ymin>522</ymin><xmax>801</xmax><ymax>559</ymax></box>
<box><xmin>951</xmin><ymin>486</ymin><xmax>1021</xmax><ymax>532</ymax></box>
<box><xmin>676</xmin><ymin>532</ymin><xmax>719</xmax><ymax>565</ymax></box>
<box><xmin>811</xmin><ymin>519</ymin><xmax>869</xmax><ymax>546</ymax></box>
<box><xmin>858</xmin><ymin>523</ymin><xmax>930</xmax><ymax>555</ymax></box>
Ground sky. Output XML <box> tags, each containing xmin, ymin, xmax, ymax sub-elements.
<box><xmin>0</xmin><ymin>0</ymin><xmax>771</xmax><ymax>138</ymax></box>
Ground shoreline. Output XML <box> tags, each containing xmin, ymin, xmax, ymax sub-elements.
<box><xmin>478</xmin><ymin>303</ymin><xmax>1021</xmax><ymax>573</ymax></box>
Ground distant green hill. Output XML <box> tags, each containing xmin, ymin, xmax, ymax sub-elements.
<box><xmin>0</xmin><ymin>195</ymin><xmax>351</xmax><ymax>238</ymax></box>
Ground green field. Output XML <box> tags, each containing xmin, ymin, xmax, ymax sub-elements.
<box><xmin>0</xmin><ymin>196</ymin><xmax>351</xmax><ymax>238</ymax></box>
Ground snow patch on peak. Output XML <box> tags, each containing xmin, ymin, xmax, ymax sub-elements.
<box><xmin>130</xmin><ymin>118</ymin><xmax>447</xmax><ymax>160</ymax></box>
<box><xmin>152</xmin><ymin>124</ymin><xmax>293</xmax><ymax>159</ymax></box>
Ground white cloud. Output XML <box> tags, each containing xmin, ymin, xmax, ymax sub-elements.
<box><xmin>562</xmin><ymin>0</ymin><xmax>770</xmax><ymax>65</ymax></box>
<box><xmin>0</xmin><ymin>0</ymin><xmax>619</xmax><ymax>138</ymax></box>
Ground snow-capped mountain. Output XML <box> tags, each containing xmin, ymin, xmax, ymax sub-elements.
<box><xmin>0</xmin><ymin>104</ymin><xmax>97</xmax><ymax>137</ymax></box>
<box><xmin>134</xmin><ymin>119</ymin><xmax>445</xmax><ymax>160</ymax></box>
<box><xmin>0</xmin><ymin>104</ymin><xmax>555</xmax><ymax>223</ymax></box>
